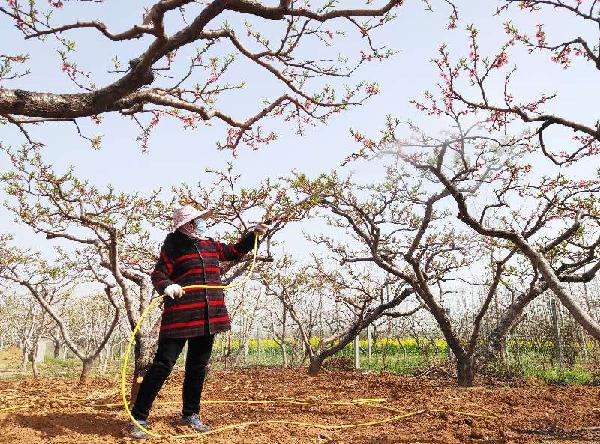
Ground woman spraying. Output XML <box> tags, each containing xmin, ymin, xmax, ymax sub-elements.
<box><xmin>129</xmin><ymin>205</ymin><xmax>267</xmax><ymax>439</ymax></box>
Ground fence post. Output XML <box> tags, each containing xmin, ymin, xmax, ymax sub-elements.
<box><xmin>242</xmin><ymin>316</ymin><xmax>249</xmax><ymax>360</ymax></box>
<box><xmin>354</xmin><ymin>334</ymin><xmax>360</xmax><ymax>370</ymax></box>
<box><xmin>367</xmin><ymin>324</ymin><xmax>372</xmax><ymax>365</ymax></box>
<box><xmin>256</xmin><ymin>326</ymin><xmax>261</xmax><ymax>360</ymax></box>
<box><xmin>549</xmin><ymin>297</ymin><xmax>563</xmax><ymax>370</ymax></box>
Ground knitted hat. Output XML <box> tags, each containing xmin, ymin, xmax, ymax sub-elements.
<box><xmin>172</xmin><ymin>205</ymin><xmax>212</xmax><ymax>230</ymax></box>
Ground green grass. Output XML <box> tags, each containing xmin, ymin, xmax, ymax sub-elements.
<box><xmin>212</xmin><ymin>338</ymin><xmax>600</xmax><ymax>384</ymax></box>
<box><xmin>532</xmin><ymin>367</ymin><xmax>598</xmax><ymax>385</ymax></box>
<box><xmin>3</xmin><ymin>337</ymin><xmax>600</xmax><ymax>386</ymax></box>
<box><xmin>38</xmin><ymin>356</ymin><xmax>85</xmax><ymax>377</ymax></box>
<box><xmin>481</xmin><ymin>349</ymin><xmax>600</xmax><ymax>385</ymax></box>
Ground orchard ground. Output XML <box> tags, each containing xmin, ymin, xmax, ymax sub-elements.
<box><xmin>1</xmin><ymin>366</ymin><xmax>599</xmax><ymax>444</ymax></box>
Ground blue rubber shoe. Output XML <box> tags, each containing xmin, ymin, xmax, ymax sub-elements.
<box><xmin>180</xmin><ymin>413</ymin><xmax>210</xmax><ymax>433</ymax></box>
<box><xmin>129</xmin><ymin>419</ymin><xmax>150</xmax><ymax>440</ymax></box>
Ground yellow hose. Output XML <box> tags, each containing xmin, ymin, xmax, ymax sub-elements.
<box><xmin>176</xmin><ymin>409</ymin><xmax>427</xmax><ymax>439</ymax></box>
<box><xmin>0</xmin><ymin>404</ymin><xmax>34</xmax><ymax>413</ymax></box>
<box><xmin>121</xmin><ymin>233</ymin><xmax>260</xmax><ymax>439</ymax></box>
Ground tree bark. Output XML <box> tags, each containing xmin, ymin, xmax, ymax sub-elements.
<box><xmin>20</xmin><ymin>345</ymin><xmax>28</xmax><ymax>371</ymax></box>
<box><xmin>308</xmin><ymin>356</ymin><xmax>325</xmax><ymax>376</ymax></box>
<box><xmin>80</xmin><ymin>358</ymin><xmax>94</xmax><ymax>382</ymax></box>
<box><xmin>456</xmin><ymin>356</ymin><xmax>475</xmax><ymax>387</ymax></box>
<box><xmin>130</xmin><ymin>334</ymin><xmax>155</xmax><ymax>404</ymax></box>
<box><xmin>31</xmin><ymin>359</ymin><xmax>38</xmax><ymax>379</ymax></box>
<box><xmin>28</xmin><ymin>342</ymin><xmax>39</xmax><ymax>379</ymax></box>
<box><xmin>53</xmin><ymin>339</ymin><xmax>61</xmax><ymax>359</ymax></box>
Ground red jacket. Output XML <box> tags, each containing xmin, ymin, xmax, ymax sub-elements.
<box><xmin>151</xmin><ymin>230</ymin><xmax>255</xmax><ymax>338</ymax></box>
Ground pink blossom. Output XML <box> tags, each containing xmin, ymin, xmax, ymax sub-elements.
<box><xmin>366</xmin><ymin>84</ymin><xmax>380</xmax><ymax>95</ymax></box>
<box><xmin>491</xmin><ymin>51</ymin><xmax>509</xmax><ymax>69</ymax></box>
<box><xmin>535</xmin><ymin>25</ymin><xmax>546</xmax><ymax>47</ymax></box>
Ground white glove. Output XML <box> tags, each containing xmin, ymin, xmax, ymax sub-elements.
<box><xmin>164</xmin><ymin>283</ymin><xmax>184</xmax><ymax>299</ymax></box>
<box><xmin>250</xmin><ymin>223</ymin><xmax>269</xmax><ymax>235</ymax></box>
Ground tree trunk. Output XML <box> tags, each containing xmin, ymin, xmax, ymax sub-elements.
<box><xmin>225</xmin><ymin>331</ymin><xmax>232</xmax><ymax>370</ymax></box>
<box><xmin>80</xmin><ymin>358</ymin><xmax>94</xmax><ymax>382</ymax></box>
<box><xmin>456</xmin><ymin>356</ymin><xmax>475</xmax><ymax>387</ymax></box>
<box><xmin>308</xmin><ymin>356</ymin><xmax>324</xmax><ymax>376</ymax></box>
<box><xmin>181</xmin><ymin>342</ymin><xmax>187</xmax><ymax>366</ymax></box>
<box><xmin>53</xmin><ymin>338</ymin><xmax>61</xmax><ymax>359</ymax></box>
<box><xmin>28</xmin><ymin>344</ymin><xmax>38</xmax><ymax>378</ymax></box>
<box><xmin>280</xmin><ymin>341</ymin><xmax>288</xmax><ymax>369</ymax></box>
<box><xmin>31</xmin><ymin>359</ymin><xmax>38</xmax><ymax>379</ymax></box>
<box><xmin>130</xmin><ymin>335</ymin><xmax>155</xmax><ymax>404</ymax></box>
<box><xmin>20</xmin><ymin>346</ymin><xmax>28</xmax><ymax>371</ymax></box>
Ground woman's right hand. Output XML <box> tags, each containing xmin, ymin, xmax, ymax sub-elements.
<box><xmin>164</xmin><ymin>283</ymin><xmax>184</xmax><ymax>299</ymax></box>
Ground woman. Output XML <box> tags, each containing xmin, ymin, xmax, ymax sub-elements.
<box><xmin>129</xmin><ymin>205</ymin><xmax>267</xmax><ymax>439</ymax></box>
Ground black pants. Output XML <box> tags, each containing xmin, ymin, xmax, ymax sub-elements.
<box><xmin>131</xmin><ymin>334</ymin><xmax>214</xmax><ymax>421</ymax></box>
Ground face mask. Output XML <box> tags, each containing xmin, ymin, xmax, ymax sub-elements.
<box><xmin>194</xmin><ymin>218</ymin><xmax>208</xmax><ymax>236</ymax></box>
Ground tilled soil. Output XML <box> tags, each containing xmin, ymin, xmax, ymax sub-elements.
<box><xmin>0</xmin><ymin>367</ymin><xmax>599</xmax><ymax>443</ymax></box>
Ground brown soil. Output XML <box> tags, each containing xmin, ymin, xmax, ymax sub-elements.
<box><xmin>0</xmin><ymin>368</ymin><xmax>599</xmax><ymax>443</ymax></box>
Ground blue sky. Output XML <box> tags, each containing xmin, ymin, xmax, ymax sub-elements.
<box><xmin>1</xmin><ymin>0</ymin><xmax>598</xmax><ymax>258</ymax></box>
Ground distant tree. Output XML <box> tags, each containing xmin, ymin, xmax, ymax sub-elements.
<box><xmin>0</xmin><ymin>237</ymin><xmax>119</xmax><ymax>380</ymax></box>
<box><xmin>0</xmin><ymin>288</ymin><xmax>51</xmax><ymax>377</ymax></box>
<box><xmin>260</xmin><ymin>253</ymin><xmax>414</xmax><ymax>374</ymax></box>
<box><xmin>286</xmin><ymin>163</ymin><xmax>566</xmax><ymax>385</ymax></box>
<box><xmin>302</xmin><ymin>258</ymin><xmax>418</xmax><ymax>375</ymax></box>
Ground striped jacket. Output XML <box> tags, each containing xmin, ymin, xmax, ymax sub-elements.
<box><xmin>151</xmin><ymin>229</ymin><xmax>256</xmax><ymax>338</ymax></box>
